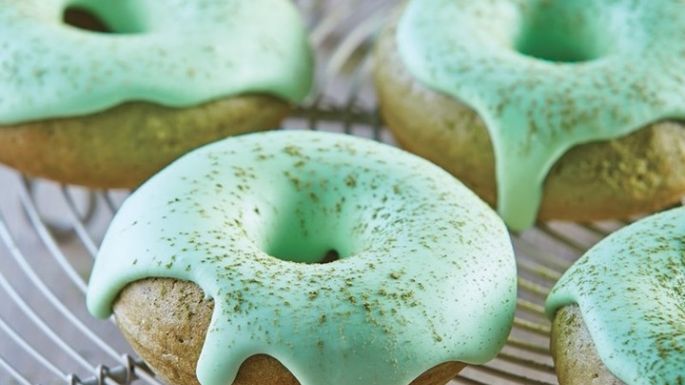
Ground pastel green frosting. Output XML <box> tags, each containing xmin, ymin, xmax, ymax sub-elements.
<box><xmin>396</xmin><ymin>0</ymin><xmax>685</xmax><ymax>230</ymax></box>
<box><xmin>0</xmin><ymin>0</ymin><xmax>312</xmax><ymax>125</ymax></box>
<box><xmin>546</xmin><ymin>207</ymin><xmax>685</xmax><ymax>385</ymax></box>
<box><xmin>87</xmin><ymin>131</ymin><xmax>517</xmax><ymax>385</ymax></box>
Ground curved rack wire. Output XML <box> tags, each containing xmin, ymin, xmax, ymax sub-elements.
<box><xmin>0</xmin><ymin>1</ymin><xmax>642</xmax><ymax>384</ymax></box>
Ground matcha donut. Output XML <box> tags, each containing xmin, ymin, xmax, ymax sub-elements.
<box><xmin>546</xmin><ymin>207</ymin><xmax>685</xmax><ymax>385</ymax></box>
<box><xmin>374</xmin><ymin>0</ymin><xmax>685</xmax><ymax>230</ymax></box>
<box><xmin>0</xmin><ymin>0</ymin><xmax>312</xmax><ymax>188</ymax></box>
<box><xmin>87</xmin><ymin>131</ymin><xmax>518</xmax><ymax>385</ymax></box>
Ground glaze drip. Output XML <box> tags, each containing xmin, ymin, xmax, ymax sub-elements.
<box><xmin>546</xmin><ymin>207</ymin><xmax>685</xmax><ymax>384</ymax></box>
<box><xmin>0</xmin><ymin>0</ymin><xmax>313</xmax><ymax>124</ymax></box>
<box><xmin>397</xmin><ymin>0</ymin><xmax>685</xmax><ymax>229</ymax></box>
<box><xmin>87</xmin><ymin>131</ymin><xmax>517</xmax><ymax>385</ymax></box>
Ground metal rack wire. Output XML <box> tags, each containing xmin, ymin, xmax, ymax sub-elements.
<box><xmin>0</xmin><ymin>1</ymin><xmax>637</xmax><ymax>384</ymax></box>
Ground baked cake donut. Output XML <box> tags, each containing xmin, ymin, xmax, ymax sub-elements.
<box><xmin>87</xmin><ymin>131</ymin><xmax>518</xmax><ymax>385</ymax></box>
<box><xmin>546</xmin><ymin>207</ymin><xmax>685</xmax><ymax>384</ymax></box>
<box><xmin>0</xmin><ymin>0</ymin><xmax>312</xmax><ymax>188</ymax></box>
<box><xmin>374</xmin><ymin>0</ymin><xmax>685</xmax><ymax>230</ymax></box>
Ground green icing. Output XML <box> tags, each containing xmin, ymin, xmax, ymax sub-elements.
<box><xmin>546</xmin><ymin>207</ymin><xmax>685</xmax><ymax>385</ymax></box>
<box><xmin>87</xmin><ymin>131</ymin><xmax>517</xmax><ymax>385</ymax></box>
<box><xmin>396</xmin><ymin>0</ymin><xmax>685</xmax><ymax>230</ymax></box>
<box><xmin>0</xmin><ymin>0</ymin><xmax>313</xmax><ymax>124</ymax></box>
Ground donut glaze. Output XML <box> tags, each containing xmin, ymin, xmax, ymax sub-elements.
<box><xmin>546</xmin><ymin>207</ymin><xmax>685</xmax><ymax>384</ymax></box>
<box><xmin>0</xmin><ymin>0</ymin><xmax>312</xmax><ymax>124</ymax></box>
<box><xmin>87</xmin><ymin>131</ymin><xmax>517</xmax><ymax>385</ymax></box>
<box><xmin>397</xmin><ymin>0</ymin><xmax>685</xmax><ymax>230</ymax></box>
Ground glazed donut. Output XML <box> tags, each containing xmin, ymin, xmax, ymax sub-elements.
<box><xmin>546</xmin><ymin>207</ymin><xmax>685</xmax><ymax>384</ymax></box>
<box><xmin>87</xmin><ymin>130</ymin><xmax>517</xmax><ymax>385</ymax></box>
<box><xmin>0</xmin><ymin>0</ymin><xmax>312</xmax><ymax>187</ymax></box>
<box><xmin>374</xmin><ymin>0</ymin><xmax>685</xmax><ymax>230</ymax></box>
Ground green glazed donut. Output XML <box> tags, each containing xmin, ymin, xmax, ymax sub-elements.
<box><xmin>87</xmin><ymin>130</ymin><xmax>518</xmax><ymax>385</ymax></box>
<box><xmin>0</xmin><ymin>0</ymin><xmax>313</xmax><ymax>187</ymax></box>
<box><xmin>380</xmin><ymin>0</ymin><xmax>685</xmax><ymax>230</ymax></box>
<box><xmin>546</xmin><ymin>207</ymin><xmax>685</xmax><ymax>384</ymax></box>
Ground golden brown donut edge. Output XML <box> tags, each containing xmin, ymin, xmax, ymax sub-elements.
<box><xmin>113</xmin><ymin>278</ymin><xmax>465</xmax><ymax>385</ymax></box>
<box><xmin>0</xmin><ymin>95</ymin><xmax>289</xmax><ymax>188</ymax></box>
<box><xmin>551</xmin><ymin>306</ymin><xmax>625</xmax><ymax>385</ymax></box>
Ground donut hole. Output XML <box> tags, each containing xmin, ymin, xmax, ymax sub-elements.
<box><xmin>514</xmin><ymin>1</ymin><xmax>610</xmax><ymax>63</ymax></box>
<box><xmin>244</xmin><ymin>193</ymin><xmax>355</xmax><ymax>265</ymax></box>
<box><xmin>62</xmin><ymin>4</ymin><xmax>145</xmax><ymax>34</ymax></box>
<box><xmin>261</xmin><ymin>207</ymin><xmax>349</xmax><ymax>264</ymax></box>
<box><xmin>265</xmin><ymin>243</ymin><xmax>342</xmax><ymax>265</ymax></box>
<box><xmin>244</xmin><ymin>173</ymin><xmax>398</xmax><ymax>264</ymax></box>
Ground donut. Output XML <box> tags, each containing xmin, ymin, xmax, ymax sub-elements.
<box><xmin>0</xmin><ymin>0</ymin><xmax>313</xmax><ymax>188</ymax></box>
<box><xmin>87</xmin><ymin>130</ymin><xmax>518</xmax><ymax>385</ymax></box>
<box><xmin>373</xmin><ymin>0</ymin><xmax>685</xmax><ymax>230</ymax></box>
<box><xmin>545</xmin><ymin>207</ymin><xmax>685</xmax><ymax>384</ymax></box>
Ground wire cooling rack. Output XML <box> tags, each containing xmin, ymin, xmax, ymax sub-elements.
<box><xmin>0</xmin><ymin>1</ymin><xmax>642</xmax><ymax>384</ymax></box>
